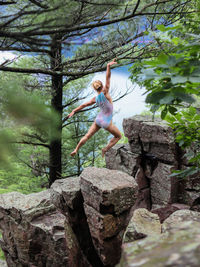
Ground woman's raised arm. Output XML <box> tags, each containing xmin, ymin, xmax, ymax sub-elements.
<box><xmin>67</xmin><ymin>97</ymin><xmax>96</xmax><ymax>118</ymax></box>
<box><xmin>104</xmin><ymin>58</ymin><xmax>117</xmax><ymax>95</ymax></box>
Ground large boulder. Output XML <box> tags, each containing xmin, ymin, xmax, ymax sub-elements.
<box><xmin>119</xmin><ymin>220</ymin><xmax>200</xmax><ymax>267</ymax></box>
<box><xmin>80</xmin><ymin>167</ymin><xmax>138</xmax><ymax>266</ymax></box>
<box><xmin>162</xmin><ymin>209</ymin><xmax>200</xmax><ymax>233</ymax></box>
<box><xmin>105</xmin><ymin>143</ymin><xmax>139</xmax><ymax>176</ymax></box>
<box><xmin>119</xmin><ymin>208</ymin><xmax>200</xmax><ymax>267</ymax></box>
<box><xmin>123</xmin><ymin>208</ymin><xmax>161</xmax><ymax>243</ymax></box>
<box><xmin>0</xmin><ymin>191</ymin><xmax>68</xmax><ymax>267</ymax></box>
<box><xmin>50</xmin><ymin>176</ymin><xmax>82</xmax><ymax>211</ymax></box>
<box><xmin>146</xmin><ymin>162</ymin><xmax>178</xmax><ymax>207</ymax></box>
<box><xmin>80</xmin><ymin>167</ymin><xmax>138</xmax><ymax>215</ymax></box>
<box><xmin>50</xmin><ymin>176</ymin><xmax>101</xmax><ymax>267</ymax></box>
<box><xmin>123</xmin><ymin>115</ymin><xmax>177</xmax><ymax>163</ymax></box>
<box><xmin>178</xmin><ymin>171</ymin><xmax>200</xmax><ymax>210</ymax></box>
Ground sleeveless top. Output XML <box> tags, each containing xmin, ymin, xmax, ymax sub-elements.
<box><xmin>95</xmin><ymin>92</ymin><xmax>113</xmax><ymax>129</ymax></box>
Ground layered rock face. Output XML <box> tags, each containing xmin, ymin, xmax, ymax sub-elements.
<box><xmin>0</xmin><ymin>190</ymin><xmax>68</xmax><ymax>267</ymax></box>
<box><xmin>80</xmin><ymin>167</ymin><xmax>138</xmax><ymax>266</ymax></box>
<box><xmin>105</xmin><ymin>115</ymin><xmax>200</xmax><ymax>265</ymax></box>
<box><xmin>0</xmin><ymin>167</ymin><xmax>138</xmax><ymax>267</ymax></box>
<box><xmin>119</xmin><ymin>208</ymin><xmax>200</xmax><ymax>267</ymax></box>
<box><xmin>105</xmin><ymin>115</ymin><xmax>200</xmax><ymax>218</ymax></box>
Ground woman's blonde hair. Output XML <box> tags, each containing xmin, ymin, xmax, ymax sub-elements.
<box><xmin>92</xmin><ymin>80</ymin><xmax>103</xmax><ymax>91</ymax></box>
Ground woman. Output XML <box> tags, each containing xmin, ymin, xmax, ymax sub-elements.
<box><xmin>67</xmin><ymin>59</ymin><xmax>122</xmax><ymax>157</ymax></box>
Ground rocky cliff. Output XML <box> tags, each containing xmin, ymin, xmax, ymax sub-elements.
<box><xmin>106</xmin><ymin>115</ymin><xmax>200</xmax><ymax>220</ymax></box>
<box><xmin>0</xmin><ymin>168</ymin><xmax>138</xmax><ymax>267</ymax></box>
<box><xmin>0</xmin><ymin>115</ymin><xmax>200</xmax><ymax>267</ymax></box>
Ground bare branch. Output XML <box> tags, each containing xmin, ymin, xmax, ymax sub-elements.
<box><xmin>14</xmin><ymin>141</ymin><xmax>50</xmax><ymax>148</ymax></box>
<box><xmin>21</xmin><ymin>132</ymin><xmax>47</xmax><ymax>143</ymax></box>
<box><xmin>0</xmin><ymin>1</ymin><xmax>16</xmax><ymax>5</ymax></box>
<box><xmin>62</xmin><ymin>120</ymin><xmax>94</xmax><ymax>128</ymax></box>
<box><xmin>1</xmin><ymin>0</ymin><xmax>190</xmax><ymax>37</ymax></box>
<box><xmin>0</xmin><ymin>46</ymin><xmax>50</xmax><ymax>54</ymax></box>
<box><xmin>28</xmin><ymin>0</ymin><xmax>48</xmax><ymax>9</ymax></box>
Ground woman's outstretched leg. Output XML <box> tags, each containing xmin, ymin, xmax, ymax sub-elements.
<box><xmin>71</xmin><ymin>121</ymin><xmax>100</xmax><ymax>156</ymax></box>
<box><xmin>102</xmin><ymin>122</ymin><xmax>122</xmax><ymax>157</ymax></box>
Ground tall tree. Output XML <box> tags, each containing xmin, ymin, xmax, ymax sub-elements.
<box><xmin>0</xmin><ymin>0</ymin><xmax>194</xmax><ymax>185</ymax></box>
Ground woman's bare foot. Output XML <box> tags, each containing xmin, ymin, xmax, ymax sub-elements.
<box><xmin>102</xmin><ymin>147</ymin><xmax>107</xmax><ymax>158</ymax></box>
<box><xmin>70</xmin><ymin>150</ymin><xmax>77</xmax><ymax>156</ymax></box>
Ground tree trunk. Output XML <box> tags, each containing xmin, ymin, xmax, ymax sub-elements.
<box><xmin>49</xmin><ymin>34</ymin><xmax>63</xmax><ymax>186</ymax></box>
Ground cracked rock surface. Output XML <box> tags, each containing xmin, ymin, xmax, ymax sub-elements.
<box><xmin>0</xmin><ymin>168</ymin><xmax>138</xmax><ymax>267</ymax></box>
<box><xmin>119</xmin><ymin>209</ymin><xmax>200</xmax><ymax>267</ymax></box>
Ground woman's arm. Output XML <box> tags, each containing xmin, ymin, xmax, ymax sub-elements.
<box><xmin>104</xmin><ymin>58</ymin><xmax>117</xmax><ymax>95</ymax></box>
<box><xmin>67</xmin><ymin>97</ymin><xmax>96</xmax><ymax>118</ymax></box>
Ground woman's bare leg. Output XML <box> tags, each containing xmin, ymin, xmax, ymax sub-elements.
<box><xmin>102</xmin><ymin>122</ymin><xmax>122</xmax><ymax>157</ymax></box>
<box><xmin>71</xmin><ymin>121</ymin><xmax>100</xmax><ymax>156</ymax></box>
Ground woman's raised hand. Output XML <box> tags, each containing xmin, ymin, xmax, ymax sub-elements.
<box><xmin>107</xmin><ymin>58</ymin><xmax>117</xmax><ymax>66</ymax></box>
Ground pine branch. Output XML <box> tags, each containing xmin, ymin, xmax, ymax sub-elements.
<box><xmin>14</xmin><ymin>141</ymin><xmax>50</xmax><ymax>148</ymax></box>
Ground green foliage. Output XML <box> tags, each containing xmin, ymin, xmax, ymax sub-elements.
<box><xmin>0</xmin><ymin>74</ymin><xmax>59</xmax><ymax>140</ymax></box>
<box><xmin>129</xmin><ymin>8</ymin><xmax>200</xmax><ymax>178</ymax></box>
<box><xmin>130</xmin><ymin>21</ymin><xmax>200</xmax><ymax>117</ymax></box>
<box><xmin>0</xmin><ymin>230</ymin><xmax>5</xmax><ymax>260</ymax></box>
<box><xmin>0</xmin><ymin>146</ymin><xmax>48</xmax><ymax>195</ymax></box>
<box><xmin>0</xmin><ymin>68</ymin><xmax>59</xmax><ymax>167</ymax></box>
<box><xmin>165</xmin><ymin>107</ymin><xmax>200</xmax><ymax>176</ymax></box>
<box><xmin>166</xmin><ymin>107</ymin><xmax>200</xmax><ymax>148</ymax></box>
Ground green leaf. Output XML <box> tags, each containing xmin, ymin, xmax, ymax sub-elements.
<box><xmin>172</xmin><ymin>37</ymin><xmax>181</xmax><ymax>45</ymax></box>
<box><xmin>171</xmin><ymin>76</ymin><xmax>188</xmax><ymax>84</ymax></box>
<box><xmin>174</xmin><ymin>92</ymin><xmax>195</xmax><ymax>103</ymax></box>
<box><xmin>156</xmin><ymin>25</ymin><xmax>166</xmax><ymax>32</ymax></box>
<box><xmin>167</xmin><ymin>56</ymin><xmax>178</xmax><ymax>67</ymax></box>
<box><xmin>145</xmin><ymin>91</ymin><xmax>169</xmax><ymax>104</ymax></box>
<box><xmin>159</xmin><ymin>94</ymin><xmax>174</xmax><ymax>104</ymax></box>
<box><xmin>188</xmin><ymin>76</ymin><xmax>200</xmax><ymax>83</ymax></box>
<box><xmin>168</xmin><ymin>106</ymin><xmax>177</xmax><ymax>115</ymax></box>
<box><xmin>157</xmin><ymin>53</ymin><xmax>168</xmax><ymax>64</ymax></box>
<box><xmin>161</xmin><ymin>110</ymin><xmax>167</xmax><ymax>119</ymax></box>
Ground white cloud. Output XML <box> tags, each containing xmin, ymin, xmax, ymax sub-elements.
<box><xmin>0</xmin><ymin>51</ymin><xmax>18</xmax><ymax>64</ymax></box>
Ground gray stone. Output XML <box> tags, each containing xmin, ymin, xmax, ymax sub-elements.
<box><xmin>80</xmin><ymin>167</ymin><xmax>138</xmax><ymax>215</ymax></box>
<box><xmin>118</xmin><ymin>220</ymin><xmax>200</xmax><ymax>267</ymax></box>
<box><xmin>123</xmin><ymin>208</ymin><xmax>161</xmax><ymax>243</ymax></box>
<box><xmin>51</xmin><ymin>176</ymin><xmax>101</xmax><ymax>267</ymax></box>
<box><xmin>0</xmin><ymin>259</ymin><xmax>7</xmax><ymax>267</ymax></box>
<box><xmin>84</xmin><ymin>203</ymin><xmax>128</xmax><ymax>241</ymax></box>
<box><xmin>178</xmin><ymin>170</ymin><xmax>200</xmax><ymax>209</ymax></box>
<box><xmin>146</xmin><ymin>162</ymin><xmax>178</xmax><ymax>206</ymax></box>
<box><xmin>162</xmin><ymin>209</ymin><xmax>200</xmax><ymax>233</ymax></box>
<box><xmin>80</xmin><ymin>167</ymin><xmax>138</xmax><ymax>266</ymax></box>
<box><xmin>50</xmin><ymin>176</ymin><xmax>81</xmax><ymax>211</ymax></box>
<box><xmin>105</xmin><ymin>143</ymin><xmax>139</xmax><ymax>176</ymax></box>
<box><xmin>0</xmin><ymin>191</ymin><xmax>69</xmax><ymax>267</ymax></box>
<box><xmin>151</xmin><ymin>203</ymin><xmax>190</xmax><ymax>224</ymax></box>
<box><xmin>123</xmin><ymin>115</ymin><xmax>177</xmax><ymax>163</ymax></box>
